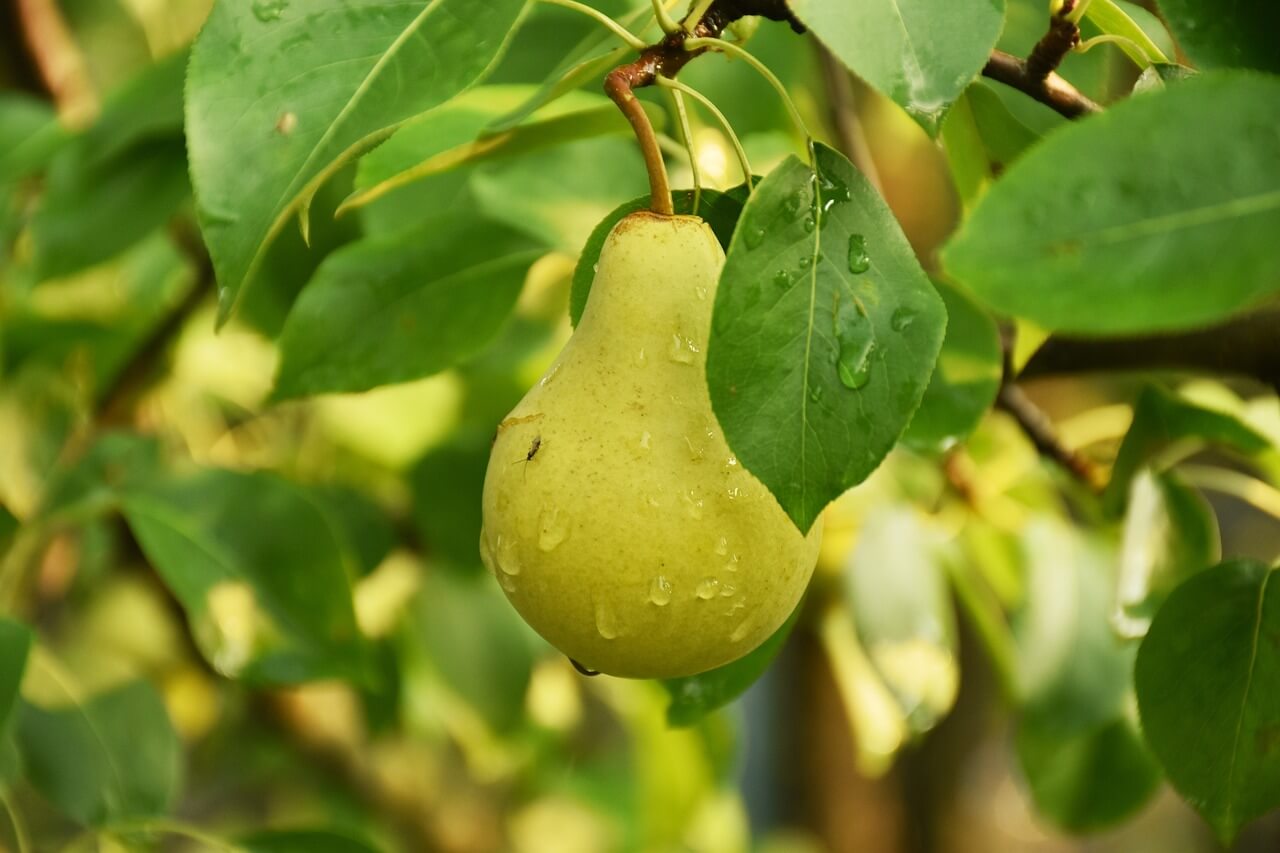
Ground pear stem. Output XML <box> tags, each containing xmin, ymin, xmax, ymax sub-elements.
<box><xmin>605</xmin><ymin>69</ymin><xmax>674</xmax><ymax>215</ymax></box>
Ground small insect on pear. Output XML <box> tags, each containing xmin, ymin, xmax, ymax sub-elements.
<box><xmin>511</xmin><ymin>435</ymin><xmax>542</xmax><ymax>482</ymax></box>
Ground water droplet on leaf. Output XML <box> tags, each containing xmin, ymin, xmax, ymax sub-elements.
<box><xmin>837</xmin><ymin>337</ymin><xmax>877</xmax><ymax>390</ymax></box>
<box><xmin>744</xmin><ymin>226</ymin><xmax>765</xmax><ymax>249</ymax></box>
<box><xmin>891</xmin><ymin>306</ymin><xmax>917</xmax><ymax>332</ymax></box>
<box><xmin>848</xmin><ymin>234</ymin><xmax>870</xmax><ymax>274</ymax></box>
<box><xmin>252</xmin><ymin>0</ymin><xmax>288</xmax><ymax>21</ymax></box>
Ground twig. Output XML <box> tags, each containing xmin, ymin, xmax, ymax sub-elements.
<box><xmin>603</xmin><ymin>0</ymin><xmax>803</xmax><ymax>214</ymax></box>
<box><xmin>997</xmin><ymin>382</ymin><xmax>1104</xmax><ymax>490</ymax></box>
<box><xmin>1020</xmin><ymin>306</ymin><xmax>1280</xmax><ymax>394</ymax></box>
<box><xmin>982</xmin><ymin>51</ymin><xmax>1101</xmax><ymax>119</ymax></box>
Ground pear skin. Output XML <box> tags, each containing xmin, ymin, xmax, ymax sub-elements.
<box><xmin>480</xmin><ymin>212</ymin><xmax>821</xmax><ymax>678</ymax></box>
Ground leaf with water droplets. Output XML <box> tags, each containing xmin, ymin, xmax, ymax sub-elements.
<box><xmin>791</xmin><ymin>0</ymin><xmax>1005</xmax><ymax>135</ymax></box>
<box><xmin>185</xmin><ymin>0</ymin><xmax>529</xmax><ymax>324</ymax></box>
<box><xmin>707</xmin><ymin>144</ymin><xmax>946</xmax><ymax>532</ymax></box>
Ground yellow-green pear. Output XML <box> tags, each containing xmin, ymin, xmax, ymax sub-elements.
<box><xmin>479</xmin><ymin>212</ymin><xmax>822</xmax><ymax>678</ymax></box>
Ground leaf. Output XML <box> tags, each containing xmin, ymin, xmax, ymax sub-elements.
<box><xmin>844</xmin><ymin>508</ymin><xmax>958</xmax><ymax>733</ymax></box>
<box><xmin>1105</xmin><ymin>385</ymin><xmax>1279</xmax><ymax>514</ymax></box>
<box><xmin>122</xmin><ymin>468</ymin><xmax>367</xmax><ymax>683</ymax></box>
<box><xmin>343</xmin><ymin>86</ymin><xmax>651</xmax><ymax>214</ymax></box>
<box><xmin>238</xmin><ymin>828</ymin><xmax>381</xmax><ymax>853</ymax></box>
<box><xmin>706</xmin><ymin>143</ymin><xmax>945</xmax><ymax>532</ymax></box>
<box><xmin>272</xmin><ymin>212</ymin><xmax>541</xmax><ymax>399</ymax></box>
<box><xmin>185</xmin><ymin>0</ymin><xmax>530</xmax><ymax>323</ymax></box>
<box><xmin>1133</xmin><ymin>63</ymin><xmax>1198</xmax><ymax>94</ymax></box>
<box><xmin>470</xmin><ymin>136</ymin><xmax>648</xmax><ymax>252</ymax></box>
<box><xmin>791</xmin><ymin>0</ymin><xmax>1005</xmax><ymax>134</ymax></box>
<box><xmin>1157</xmin><ymin>0</ymin><xmax>1280</xmax><ymax>73</ymax></box>
<box><xmin>1013</xmin><ymin>519</ymin><xmax>1130</xmax><ymax>732</ymax></box>
<box><xmin>0</xmin><ymin>619</ymin><xmax>32</xmax><ymax>735</ymax></box>
<box><xmin>943</xmin><ymin>73</ymin><xmax>1280</xmax><ymax>334</ymax></box>
<box><xmin>964</xmin><ymin>81</ymin><xmax>1044</xmax><ymax>168</ymax></box>
<box><xmin>665</xmin><ymin>602</ymin><xmax>800</xmax><ymax>727</ymax></box>
<box><xmin>409</xmin><ymin>434</ymin><xmax>491</xmax><ymax>572</ymax></box>
<box><xmin>1114</xmin><ymin>469</ymin><xmax>1219</xmax><ymax>637</ymax></box>
<box><xmin>32</xmin><ymin>138</ymin><xmax>190</xmax><ymax>281</ymax></box>
<box><xmin>1083</xmin><ymin>0</ymin><xmax>1171</xmax><ymax>67</ymax></box>
<box><xmin>1135</xmin><ymin>559</ymin><xmax>1280</xmax><ymax>844</ymax></box>
<box><xmin>570</xmin><ymin>185</ymin><xmax>751</xmax><ymax>326</ymax></box>
<box><xmin>902</xmin><ymin>282</ymin><xmax>1001</xmax><ymax>453</ymax></box>
<box><xmin>16</xmin><ymin>680</ymin><xmax>181</xmax><ymax>826</ymax></box>
<box><xmin>1016</xmin><ymin>715</ymin><xmax>1161</xmax><ymax>833</ymax></box>
<box><xmin>0</xmin><ymin>95</ymin><xmax>68</xmax><ymax>185</ymax></box>
<box><xmin>408</xmin><ymin>570</ymin><xmax>536</xmax><ymax>733</ymax></box>
<box><xmin>37</xmin><ymin>432</ymin><xmax>162</xmax><ymax>520</ymax></box>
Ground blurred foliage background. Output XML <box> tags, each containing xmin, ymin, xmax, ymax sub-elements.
<box><xmin>1</xmin><ymin>0</ymin><xmax>1279</xmax><ymax>851</ymax></box>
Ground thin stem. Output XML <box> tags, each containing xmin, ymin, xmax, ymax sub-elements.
<box><xmin>606</xmin><ymin>70</ymin><xmax>673</xmax><ymax>214</ymax></box>
<box><xmin>538</xmin><ymin>0</ymin><xmax>648</xmax><ymax>50</ymax></box>
<box><xmin>651</xmin><ymin>0</ymin><xmax>680</xmax><ymax>34</ymax></box>
<box><xmin>666</xmin><ymin>86</ymin><xmax>702</xmax><ymax>212</ymax></box>
<box><xmin>1178</xmin><ymin>466</ymin><xmax>1280</xmax><ymax>521</ymax></box>
<box><xmin>104</xmin><ymin>819</ymin><xmax>242</xmax><ymax>853</ymax></box>
<box><xmin>1076</xmin><ymin>33</ymin><xmax>1150</xmax><ymax>66</ymax></box>
<box><xmin>657</xmin><ymin>76</ymin><xmax>753</xmax><ymax>190</ymax></box>
<box><xmin>997</xmin><ymin>383</ymin><xmax>1104</xmax><ymax>490</ymax></box>
<box><xmin>683</xmin><ymin>0</ymin><xmax>716</xmax><ymax>33</ymax></box>
<box><xmin>685</xmin><ymin>36</ymin><xmax>811</xmax><ymax>143</ymax></box>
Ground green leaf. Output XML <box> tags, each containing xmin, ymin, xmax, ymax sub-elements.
<box><xmin>470</xmin><ymin>136</ymin><xmax>648</xmax><ymax>252</ymax></box>
<box><xmin>1136</xmin><ymin>560</ymin><xmax>1280</xmax><ymax>844</ymax></box>
<box><xmin>1114</xmin><ymin>469</ymin><xmax>1219</xmax><ymax>637</ymax></box>
<box><xmin>345</xmin><ymin>86</ymin><xmax>650</xmax><ymax>214</ymax></box>
<box><xmin>570</xmin><ymin>185</ymin><xmax>751</xmax><ymax>327</ymax></box>
<box><xmin>1132</xmin><ymin>63</ymin><xmax>1198</xmax><ymax>94</ymax></box>
<box><xmin>964</xmin><ymin>81</ymin><xmax>1044</xmax><ymax>168</ymax></box>
<box><xmin>1157</xmin><ymin>0</ymin><xmax>1280</xmax><ymax>73</ymax></box>
<box><xmin>16</xmin><ymin>680</ymin><xmax>181</xmax><ymax>826</ymax></box>
<box><xmin>943</xmin><ymin>73</ymin><xmax>1280</xmax><ymax>334</ymax></box>
<box><xmin>707</xmin><ymin>143</ymin><xmax>945</xmax><ymax>532</ymax></box>
<box><xmin>408</xmin><ymin>570</ymin><xmax>536</xmax><ymax>733</ymax></box>
<box><xmin>664</xmin><ymin>602</ymin><xmax>800</xmax><ymax>727</ymax></box>
<box><xmin>1016</xmin><ymin>716</ymin><xmax>1161</xmax><ymax>833</ymax></box>
<box><xmin>122</xmin><ymin>468</ymin><xmax>367</xmax><ymax>683</ymax></box>
<box><xmin>791</xmin><ymin>0</ymin><xmax>1005</xmax><ymax>134</ymax></box>
<box><xmin>1105</xmin><ymin>385</ymin><xmax>1279</xmax><ymax>514</ymax></box>
<box><xmin>1083</xmin><ymin>0</ymin><xmax>1171</xmax><ymax>67</ymax></box>
<box><xmin>31</xmin><ymin>138</ymin><xmax>189</xmax><ymax>281</ymax></box>
<box><xmin>37</xmin><ymin>432</ymin><xmax>162</xmax><ymax>520</ymax></box>
<box><xmin>185</xmin><ymin>0</ymin><xmax>530</xmax><ymax>322</ymax></box>
<box><xmin>272</xmin><ymin>212</ymin><xmax>541</xmax><ymax>399</ymax></box>
<box><xmin>0</xmin><ymin>95</ymin><xmax>68</xmax><ymax>184</ymax></box>
<box><xmin>902</xmin><ymin>282</ymin><xmax>1001</xmax><ymax>453</ymax></box>
<box><xmin>238</xmin><ymin>828</ymin><xmax>380</xmax><ymax>853</ymax></box>
<box><xmin>1013</xmin><ymin>519</ymin><xmax>1130</xmax><ymax>732</ymax></box>
<box><xmin>844</xmin><ymin>508</ymin><xmax>958</xmax><ymax>733</ymax></box>
<box><xmin>409</xmin><ymin>434</ymin><xmax>491</xmax><ymax>572</ymax></box>
<box><xmin>0</xmin><ymin>619</ymin><xmax>31</xmax><ymax>736</ymax></box>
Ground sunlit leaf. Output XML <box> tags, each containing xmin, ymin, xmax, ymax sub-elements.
<box><xmin>185</xmin><ymin>0</ymin><xmax>530</xmax><ymax>322</ymax></box>
<box><xmin>0</xmin><ymin>619</ymin><xmax>31</xmax><ymax>736</ymax></box>
<box><xmin>944</xmin><ymin>73</ymin><xmax>1280</xmax><ymax>334</ymax></box>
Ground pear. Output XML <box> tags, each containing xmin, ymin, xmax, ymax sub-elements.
<box><xmin>479</xmin><ymin>212</ymin><xmax>822</xmax><ymax>678</ymax></box>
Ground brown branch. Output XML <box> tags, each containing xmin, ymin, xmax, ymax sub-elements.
<box><xmin>603</xmin><ymin>0</ymin><xmax>803</xmax><ymax>214</ymax></box>
<box><xmin>997</xmin><ymin>382</ymin><xmax>1104</xmax><ymax>490</ymax></box>
<box><xmin>1020</xmin><ymin>306</ymin><xmax>1280</xmax><ymax>394</ymax></box>
<box><xmin>815</xmin><ymin>43</ymin><xmax>882</xmax><ymax>194</ymax></box>
<box><xmin>982</xmin><ymin>50</ymin><xmax>1101</xmax><ymax>119</ymax></box>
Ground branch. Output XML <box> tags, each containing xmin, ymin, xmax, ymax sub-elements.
<box><xmin>603</xmin><ymin>0</ymin><xmax>803</xmax><ymax>213</ymax></box>
<box><xmin>997</xmin><ymin>382</ymin><xmax>1104</xmax><ymax>490</ymax></box>
<box><xmin>1020</xmin><ymin>306</ymin><xmax>1280</xmax><ymax>393</ymax></box>
<box><xmin>815</xmin><ymin>43</ymin><xmax>882</xmax><ymax>193</ymax></box>
<box><xmin>982</xmin><ymin>50</ymin><xmax>1101</xmax><ymax>119</ymax></box>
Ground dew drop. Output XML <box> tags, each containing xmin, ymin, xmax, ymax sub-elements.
<box><xmin>714</xmin><ymin>536</ymin><xmax>729</xmax><ymax>556</ymax></box>
<box><xmin>494</xmin><ymin>534</ymin><xmax>521</xmax><ymax>576</ymax></box>
<box><xmin>719</xmin><ymin>583</ymin><xmax>737</xmax><ymax>598</ymax></box>
<box><xmin>649</xmin><ymin>576</ymin><xmax>673</xmax><ymax>606</ymax></box>
<box><xmin>819</xmin><ymin>169</ymin><xmax>852</xmax><ymax>203</ymax></box>
<box><xmin>808</xmin><ymin>384</ymin><xmax>824</xmax><ymax>404</ymax></box>
<box><xmin>799</xmin><ymin>255</ymin><xmax>813</xmax><ymax>270</ymax></box>
<box><xmin>478</xmin><ymin>529</ymin><xmax>494</xmax><ymax>574</ymax></box>
<box><xmin>803</xmin><ymin>216</ymin><xmax>816</xmax><ymax>233</ymax></box>
<box><xmin>251</xmin><ymin>0</ymin><xmax>287</xmax><ymax>21</ymax></box>
<box><xmin>727</xmin><ymin>456</ymin><xmax>738</xmax><ymax>467</ymax></box>
<box><xmin>538</xmin><ymin>508</ymin><xmax>570</xmax><ymax>551</ymax></box>
<box><xmin>696</xmin><ymin>578</ymin><xmax>720</xmax><ymax>600</ymax></box>
<box><xmin>730</xmin><ymin>615</ymin><xmax>755</xmax><ymax>642</ymax></box>
<box><xmin>635</xmin><ymin>347</ymin><xmax>648</xmax><ymax>366</ymax></box>
<box><xmin>695</xmin><ymin>286</ymin><xmax>708</xmax><ymax>301</ymax></box>
<box><xmin>744</xmin><ymin>226</ymin><xmax>766</xmax><ymax>249</ymax></box>
<box><xmin>639</xmin><ymin>430</ymin><xmax>652</xmax><ymax>451</ymax></box>
<box><xmin>595</xmin><ymin>599</ymin><xmax>618</xmax><ymax>639</ymax></box>
<box><xmin>683</xmin><ymin>491</ymin><xmax>705</xmax><ymax>520</ymax></box>
<box><xmin>726</xmin><ymin>599</ymin><xmax>746</xmax><ymax>616</ymax></box>
<box><xmin>726</xmin><ymin>554</ymin><xmax>740</xmax><ymax>573</ymax></box>
<box><xmin>837</xmin><ymin>337</ymin><xmax>877</xmax><ymax>390</ymax></box>
<box><xmin>726</xmin><ymin>486</ymin><xmax>742</xmax><ymax>500</ymax></box>
<box><xmin>773</xmin><ymin>270</ymin><xmax>790</xmax><ymax>290</ymax></box>
<box><xmin>891</xmin><ymin>306</ymin><xmax>917</xmax><ymax>332</ymax></box>
<box><xmin>668</xmin><ymin>333</ymin><xmax>698</xmax><ymax>364</ymax></box>
<box><xmin>848</xmin><ymin>234</ymin><xmax>871</xmax><ymax>274</ymax></box>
